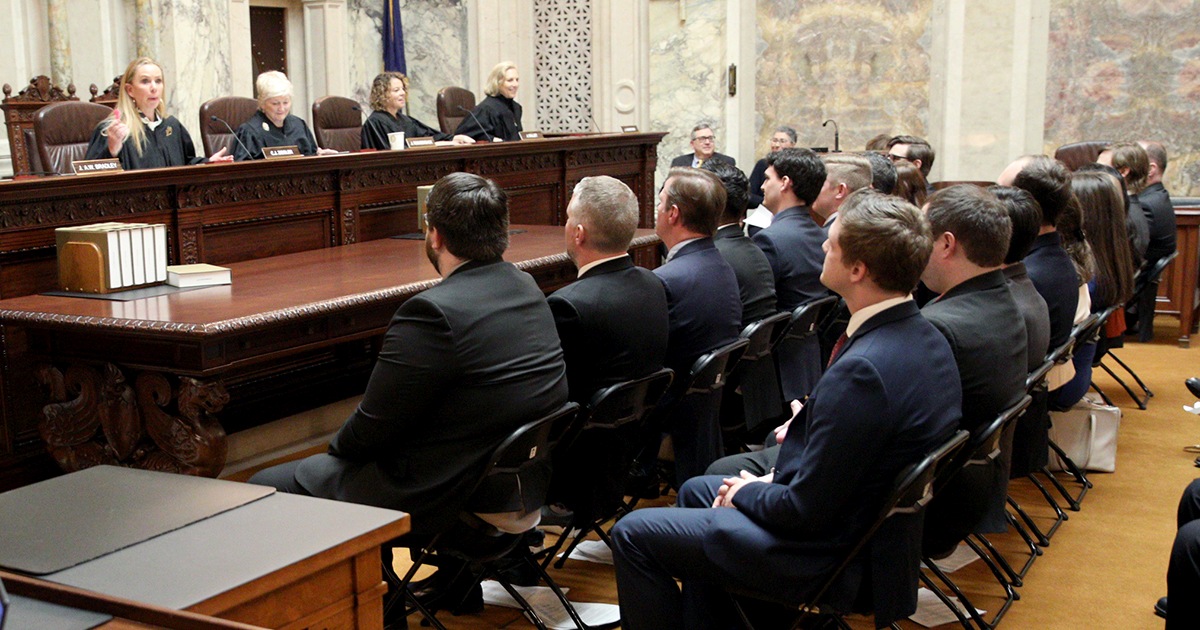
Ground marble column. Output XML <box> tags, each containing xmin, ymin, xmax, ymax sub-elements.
<box><xmin>302</xmin><ymin>0</ymin><xmax>350</xmax><ymax>100</ymax></box>
<box><xmin>135</xmin><ymin>0</ymin><xmax>157</xmax><ymax>58</ymax></box>
<box><xmin>928</xmin><ymin>0</ymin><xmax>1049</xmax><ymax>182</ymax></box>
<box><xmin>47</xmin><ymin>0</ymin><xmax>73</xmax><ymax>87</ymax></box>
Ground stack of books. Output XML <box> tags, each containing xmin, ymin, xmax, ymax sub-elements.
<box><xmin>55</xmin><ymin>222</ymin><xmax>168</xmax><ymax>293</ymax></box>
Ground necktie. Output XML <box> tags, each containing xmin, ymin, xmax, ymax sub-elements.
<box><xmin>696</xmin><ymin>158</ymin><xmax>705</xmax><ymax>168</ymax></box>
<box><xmin>827</xmin><ymin>333</ymin><xmax>848</xmax><ymax>368</ymax></box>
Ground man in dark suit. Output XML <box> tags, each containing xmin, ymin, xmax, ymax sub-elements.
<box><xmin>751</xmin><ymin>147</ymin><xmax>829</xmax><ymax>400</ymax></box>
<box><xmin>653</xmin><ymin>166</ymin><xmax>742</xmax><ymax>484</ymax></box>
<box><xmin>811</xmin><ymin>153</ymin><xmax>873</xmax><ymax>228</ymax></box>
<box><xmin>703</xmin><ymin>160</ymin><xmax>783</xmax><ymax>438</ymax></box>
<box><xmin>999</xmin><ymin>155</ymin><xmax>1079</xmax><ymax>391</ymax></box>
<box><xmin>1132</xmin><ymin>140</ymin><xmax>1177</xmax><ymax>340</ymax></box>
<box><xmin>612</xmin><ymin>189</ymin><xmax>961</xmax><ymax>629</ymax></box>
<box><xmin>992</xmin><ymin>185</ymin><xmax>1053</xmax><ymax>477</ymax></box>
<box><xmin>250</xmin><ymin>172</ymin><xmax>569</xmax><ymax>541</ymax></box>
<box><xmin>545</xmin><ymin>175</ymin><xmax>669</xmax><ymax>516</ymax></box>
<box><xmin>918</xmin><ymin>185</ymin><xmax>1028</xmax><ymax>555</ymax></box>
<box><xmin>670</xmin><ymin>124</ymin><xmax>735</xmax><ymax>168</ymax></box>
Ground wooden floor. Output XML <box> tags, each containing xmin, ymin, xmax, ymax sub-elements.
<box><xmin>233</xmin><ymin>317</ymin><xmax>1199</xmax><ymax>629</ymax></box>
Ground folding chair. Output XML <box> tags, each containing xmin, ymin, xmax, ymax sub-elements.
<box><xmin>1095</xmin><ymin>252</ymin><xmax>1178</xmax><ymax>408</ymax></box>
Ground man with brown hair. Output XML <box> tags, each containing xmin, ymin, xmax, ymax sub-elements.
<box><xmin>652</xmin><ymin>166</ymin><xmax>742</xmax><ymax>484</ymax></box>
<box><xmin>887</xmin><ymin>134</ymin><xmax>936</xmax><ymax>179</ymax></box>
<box><xmin>1099</xmin><ymin>141</ymin><xmax>1152</xmax><ymax>264</ymax></box>
<box><xmin>671</xmin><ymin>123</ymin><xmax>736</xmax><ymax>168</ymax></box>
<box><xmin>612</xmin><ymin>188</ymin><xmax>960</xmax><ymax>629</ymax></box>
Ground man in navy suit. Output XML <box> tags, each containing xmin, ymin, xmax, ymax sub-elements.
<box><xmin>652</xmin><ymin>166</ymin><xmax>742</xmax><ymax>484</ymax></box>
<box><xmin>613</xmin><ymin>189</ymin><xmax>961</xmax><ymax>629</ymax></box>
<box><xmin>670</xmin><ymin>123</ymin><xmax>735</xmax><ymax>168</ymax></box>
<box><xmin>919</xmin><ymin>185</ymin><xmax>1028</xmax><ymax>555</ymax></box>
<box><xmin>545</xmin><ymin>175</ymin><xmax>670</xmax><ymax>516</ymax></box>
<box><xmin>752</xmin><ymin>147</ymin><xmax>829</xmax><ymax>400</ymax></box>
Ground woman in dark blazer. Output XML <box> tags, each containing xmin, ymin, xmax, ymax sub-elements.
<box><xmin>454</xmin><ymin>61</ymin><xmax>524</xmax><ymax>142</ymax></box>
<box><xmin>360</xmin><ymin>72</ymin><xmax>475</xmax><ymax>149</ymax></box>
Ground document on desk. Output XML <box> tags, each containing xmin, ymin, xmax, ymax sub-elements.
<box><xmin>0</xmin><ymin>466</ymin><xmax>273</xmax><ymax>575</ymax></box>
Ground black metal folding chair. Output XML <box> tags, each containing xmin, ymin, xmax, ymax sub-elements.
<box><xmin>1094</xmin><ymin>251</ymin><xmax>1178</xmax><ymax>408</ymax></box>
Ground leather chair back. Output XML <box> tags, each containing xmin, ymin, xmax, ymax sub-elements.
<box><xmin>198</xmin><ymin>96</ymin><xmax>258</xmax><ymax>157</ymax></box>
<box><xmin>436</xmin><ymin>86</ymin><xmax>476</xmax><ymax>134</ymax></box>
<box><xmin>33</xmin><ymin>101</ymin><xmax>113</xmax><ymax>175</ymax></box>
<box><xmin>311</xmin><ymin>96</ymin><xmax>362</xmax><ymax>152</ymax></box>
<box><xmin>23</xmin><ymin>129</ymin><xmax>45</xmax><ymax>175</ymax></box>
<box><xmin>1053</xmin><ymin>141</ymin><xmax>1111</xmax><ymax>171</ymax></box>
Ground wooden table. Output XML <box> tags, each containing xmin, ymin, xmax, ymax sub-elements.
<box><xmin>1</xmin><ymin>466</ymin><xmax>409</xmax><ymax>630</ymax></box>
<box><xmin>0</xmin><ymin>226</ymin><xmax>661</xmax><ymax>487</ymax></box>
<box><xmin>1156</xmin><ymin>206</ymin><xmax>1200</xmax><ymax>347</ymax></box>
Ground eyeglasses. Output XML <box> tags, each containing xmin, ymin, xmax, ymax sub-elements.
<box><xmin>692</xmin><ymin>135</ymin><xmax>715</xmax><ymax>143</ymax></box>
<box><xmin>886</xmin><ymin>153</ymin><xmax>907</xmax><ymax>162</ymax></box>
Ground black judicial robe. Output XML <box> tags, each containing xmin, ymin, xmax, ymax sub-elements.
<box><xmin>361</xmin><ymin>110</ymin><xmax>450</xmax><ymax>149</ymax></box>
<box><xmin>85</xmin><ymin>116</ymin><xmax>205</xmax><ymax>170</ymax></box>
<box><xmin>454</xmin><ymin>95</ymin><xmax>523</xmax><ymax>142</ymax></box>
<box><xmin>233</xmin><ymin>111</ymin><xmax>320</xmax><ymax>160</ymax></box>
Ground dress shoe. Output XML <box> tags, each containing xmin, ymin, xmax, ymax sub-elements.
<box><xmin>411</xmin><ymin>569</ymin><xmax>484</xmax><ymax>615</ymax></box>
<box><xmin>1155</xmin><ymin>596</ymin><xmax>1168</xmax><ymax>619</ymax></box>
<box><xmin>1188</xmin><ymin>377</ymin><xmax>1200</xmax><ymax>399</ymax></box>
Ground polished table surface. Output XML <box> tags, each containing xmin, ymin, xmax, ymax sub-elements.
<box><xmin>0</xmin><ymin>226</ymin><xmax>661</xmax><ymax>485</ymax></box>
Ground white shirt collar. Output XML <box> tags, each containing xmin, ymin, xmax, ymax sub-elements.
<box><xmin>845</xmin><ymin>295</ymin><xmax>912</xmax><ymax>338</ymax></box>
<box><xmin>576</xmin><ymin>253</ymin><xmax>628</xmax><ymax>278</ymax></box>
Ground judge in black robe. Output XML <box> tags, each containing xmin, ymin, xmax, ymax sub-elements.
<box><xmin>454</xmin><ymin>62</ymin><xmax>524</xmax><ymax>142</ymax></box>
<box><xmin>234</xmin><ymin>71</ymin><xmax>337</xmax><ymax>161</ymax></box>
<box><xmin>360</xmin><ymin>72</ymin><xmax>476</xmax><ymax>150</ymax></box>
<box><xmin>85</xmin><ymin>57</ymin><xmax>231</xmax><ymax>170</ymax></box>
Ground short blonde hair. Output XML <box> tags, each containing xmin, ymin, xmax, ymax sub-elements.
<box><xmin>255</xmin><ymin>71</ymin><xmax>293</xmax><ymax>108</ymax></box>
<box><xmin>484</xmin><ymin>61</ymin><xmax>518</xmax><ymax>97</ymax></box>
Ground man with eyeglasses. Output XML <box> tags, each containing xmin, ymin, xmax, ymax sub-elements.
<box><xmin>748</xmin><ymin>126</ymin><xmax>797</xmax><ymax>209</ymax></box>
<box><xmin>887</xmin><ymin>134</ymin><xmax>936</xmax><ymax>180</ymax></box>
<box><xmin>671</xmin><ymin>123</ymin><xmax>736</xmax><ymax>169</ymax></box>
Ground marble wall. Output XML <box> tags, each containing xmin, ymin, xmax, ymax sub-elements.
<box><xmin>391</xmin><ymin>0</ymin><xmax>471</xmax><ymax>125</ymax></box>
<box><xmin>1044</xmin><ymin>0</ymin><xmax>1200</xmax><ymax>195</ymax></box>
<box><xmin>648</xmin><ymin>0</ymin><xmax>728</xmax><ymax>181</ymax></box>
<box><xmin>755</xmin><ymin>0</ymin><xmax>933</xmax><ymax>160</ymax></box>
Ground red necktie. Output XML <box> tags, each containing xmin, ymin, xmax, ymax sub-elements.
<box><xmin>827</xmin><ymin>333</ymin><xmax>848</xmax><ymax>368</ymax></box>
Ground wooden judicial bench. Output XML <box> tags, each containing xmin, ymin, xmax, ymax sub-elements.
<box><xmin>1158</xmin><ymin>204</ymin><xmax>1200</xmax><ymax>347</ymax></box>
<box><xmin>0</xmin><ymin>133</ymin><xmax>665</xmax><ymax>490</ymax></box>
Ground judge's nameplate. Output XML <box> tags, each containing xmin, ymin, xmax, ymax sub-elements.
<box><xmin>520</xmin><ymin>131</ymin><xmax>545</xmax><ymax>140</ymax></box>
<box><xmin>263</xmin><ymin>145</ymin><xmax>302</xmax><ymax>159</ymax></box>
<box><xmin>407</xmin><ymin>137</ymin><xmax>436</xmax><ymax>148</ymax></box>
<box><xmin>620</xmin><ymin>125</ymin><xmax>640</xmax><ymax>133</ymax></box>
<box><xmin>71</xmin><ymin>158</ymin><xmax>123</xmax><ymax>175</ymax></box>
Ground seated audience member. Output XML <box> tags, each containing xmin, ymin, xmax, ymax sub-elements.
<box><xmin>361</xmin><ymin>72</ymin><xmax>475</xmax><ymax>149</ymax></box>
<box><xmin>887</xmin><ymin>134</ymin><xmax>936</xmax><ymax>181</ymax></box>
<box><xmin>703</xmin><ymin>161</ymin><xmax>777</xmax><ymax>326</ymax></box>
<box><xmin>671</xmin><ymin>124</ymin><xmax>736</xmax><ymax>168</ymax></box>
<box><xmin>892</xmin><ymin>157</ymin><xmax>929</xmax><ymax>208</ymax></box>
<box><xmin>990</xmin><ymin>186</ymin><xmax>1053</xmax><ymax>477</ymax></box>
<box><xmin>249</xmin><ymin>171</ymin><xmax>568</xmax><ymax>541</ymax></box>
<box><xmin>1098</xmin><ymin>142</ymin><xmax>1152</xmax><ymax>266</ymax></box>
<box><xmin>1158</xmin><ymin>478</ymin><xmax>1200</xmax><ymax>629</ymax></box>
<box><xmin>1132</xmin><ymin>140</ymin><xmax>1177</xmax><ymax>339</ymax></box>
<box><xmin>748</xmin><ymin>126</ymin><xmax>797</xmax><ymax>207</ymax></box>
<box><xmin>864</xmin><ymin>150</ymin><xmax>898</xmax><ymax>195</ymax></box>
<box><xmin>865</xmin><ymin>133</ymin><xmax>892</xmax><ymax>151</ymax></box>
<box><xmin>1050</xmin><ymin>171</ymin><xmax>1136</xmax><ymax>409</ymax></box>
<box><xmin>612</xmin><ymin>189</ymin><xmax>961</xmax><ymax>630</ymax></box>
<box><xmin>235</xmin><ymin>71</ymin><xmax>337</xmax><ymax>160</ymax></box>
<box><xmin>454</xmin><ymin>61</ymin><xmax>524</xmax><ymax>142</ymax></box>
<box><xmin>1138</xmin><ymin>140</ymin><xmax>1178</xmax><ymax>265</ymax></box>
<box><xmin>752</xmin><ymin>148</ymin><xmax>830</xmax><ymax>401</ymax></box>
<box><xmin>545</xmin><ymin>175</ymin><xmax>669</xmax><ymax>520</ymax></box>
<box><xmin>812</xmin><ymin>153</ymin><xmax>873</xmax><ymax>228</ymax></box>
<box><xmin>87</xmin><ymin>57</ymin><xmax>233</xmax><ymax>168</ymax></box>
<box><xmin>652</xmin><ymin>167</ymin><xmax>742</xmax><ymax>484</ymax></box>
<box><xmin>999</xmin><ymin>155</ymin><xmax>1080</xmax><ymax>391</ymax></box>
<box><xmin>919</xmin><ymin>185</ymin><xmax>1027</xmax><ymax>554</ymax></box>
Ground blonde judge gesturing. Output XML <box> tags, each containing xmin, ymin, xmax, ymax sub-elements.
<box><xmin>86</xmin><ymin>57</ymin><xmax>233</xmax><ymax>169</ymax></box>
<box><xmin>234</xmin><ymin>71</ymin><xmax>338</xmax><ymax>160</ymax></box>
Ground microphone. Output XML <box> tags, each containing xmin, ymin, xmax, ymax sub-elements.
<box><xmin>587</xmin><ymin>114</ymin><xmax>600</xmax><ymax>134</ymax></box>
<box><xmin>457</xmin><ymin>105</ymin><xmax>496</xmax><ymax>142</ymax></box>
<box><xmin>211</xmin><ymin>115</ymin><xmax>254</xmax><ymax>160</ymax></box>
<box><xmin>822</xmin><ymin>119</ymin><xmax>840</xmax><ymax>153</ymax></box>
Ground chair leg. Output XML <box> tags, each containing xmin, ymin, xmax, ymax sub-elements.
<box><xmin>553</xmin><ymin>525</ymin><xmax>590</xmax><ymax>570</ymax></box>
<box><xmin>1108</xmin><ymin>351</ymin><xmax>1153</xmax><ymax>398</ymax></box>
<box><xmin>918</xmin><ymin>571</ymin><xmax>976</xmax><ymax>629</ymax></box>
<box><xmin>494</xmin><ymin>577</ymin><xmax>551</xmax><ymax>630</ymax></box>
<box><xmin>1002</xmin><ymin>510</ymin><xmax>1043</xmax><ymax>579</ymax></box>
<box><xmin>970</xmin><ymin>533</ymin><xmax>1023</xmax><ymax>588</ymax></box>
<box><xmin>1013</xmin><ymin>480</ymin><xmax>1067</xmax><ymax>543</ymax></box>
<box><xmin>1089</xmin><ymin>379</ymin><xmax>1117</xmax><ymax>408</ymax></box>
<box><xmin>1047</xmin><ymin>438</ymin><xmax>1092</xmax><ymax>505</ymax></box>
<box><xmin>1097</xmin><ymin>359</ymin><xmax>1148</xmax><ymax>409</ymax></box>
<box><xmin>964</xmin><ymin>536</ymin><xmax>1021</xmax><ymax>626</ymax></box>
<box><xmin>522</xmin><ymin>551</ymin><xmax>591</xmax><ymax>630</ymax></box>
<box><xmin>924</xmin><ymin>559</ymin><xmax>993</xmax><ymax>629</ymax></box>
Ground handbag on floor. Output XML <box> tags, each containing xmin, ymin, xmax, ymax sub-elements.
<box><xmin>1047</xmin><ymin>394</ymin><xmax>1121</xmax><ymax>473</ymax></box>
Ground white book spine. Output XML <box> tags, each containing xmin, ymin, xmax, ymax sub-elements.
<box><xmin>153</xmin><ymin>225</ymin><xmax>168</xmax><ymax>282</ymax></box>
<box><xmin>128</xmin><ymin>227</ymin><xmax>145</xmax><ymax>285</ymax></box>
<box><xmin>118</xmin><ymin>229</ymin><xmax>134</xmax><ymax>287</ymax></box>
<box><xmin>141</xmin><ymin>226</ymin><xmax>155</xmax><ymax>284</ymax></box>
<box><xmin>106</xmin><ymin>229</ymin><xmax>123</xmax><ymax>289</ymax></box>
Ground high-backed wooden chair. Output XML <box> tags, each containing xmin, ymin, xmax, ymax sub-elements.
<box><xmin>1053</xmin><ymin>141</ymin><xmax>1111</xmax><ymax>171</ymax></box>
<box><xmin>436</xmin><ymin>87</ymin><xmax>476</xmax><ymax>134</ymax></box>
<box><xmin>33</xmin><ymin>101</ymin><xmax>113</xmax><ymax>174</ymax></box>
<box><xmin>311</xmin><ymin>96</ymin><xmax>362</xmax><ymax>152</ymax></box>
<box><xmin>198</xmin><ymin>96</ymin><xmax>258</xmax><ymax>157</ymax></box>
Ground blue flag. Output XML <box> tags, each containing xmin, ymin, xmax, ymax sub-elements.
<box><xmin>384</xmin><ymin>0</ymin><xmax>406</xmax><ymax>74</ymax></box>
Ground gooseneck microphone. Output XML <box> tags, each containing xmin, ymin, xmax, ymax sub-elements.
<box><xmin>211</xmin><ymin>115</ymin><xmax>253</xmax><ymax>159</ymax></box>
<box><xmin>822</xmin><ymin>119</ymin><xmax>840</xmax><ymax>153</ymax></box>
<box><xmin>457</xmin><ymin>105</ymin><xmax>495</xmax><ymax>142</ymax></box>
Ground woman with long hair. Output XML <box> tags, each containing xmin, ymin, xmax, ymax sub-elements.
<box><xmin>360</xmin><ymin>72</ymin><xmax>475</xmax><ymax>149</ymax></box>
<box><xmin>85</xmin><ymin>57</ymin><xmax>232</xmax><ymax>168</ymax></box>
<box><xmin>892</xmin><ymin>158</ymin><xmax>928</xmax><ymax>208</ymax></box>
